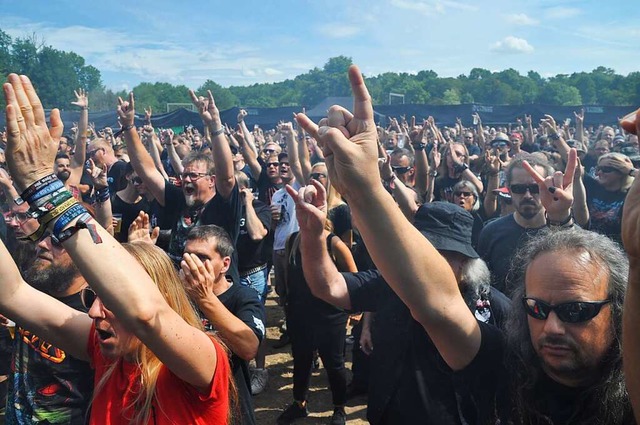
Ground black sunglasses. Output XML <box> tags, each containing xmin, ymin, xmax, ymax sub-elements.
<box><xmin>263</xmin><ymin>149</ymin><xmax>276</xmax><ymax>154</ymax></box>
<box><xmin>596</xmin><ymin>166</ymin><xmax>620</xmax><ymax>174</ymax></box>
<box><xmin>266</xmin><ymin>162</ymin><xmax>279</xmax><ymax>168</ymax></box>
<box><xmin>130</xmin><ymin>177</ymin><xmax>143</xmax><ymax>184</ymax></box>
<box><xmin>80</xmin><ymin>287</ymin><xmax>98</xmax><ymax>309</ymax></box>
<box><xmin>522</xmin><ymin>297</ymin><xmax>611</xmax><ymax>323</ymax></box>
<box><xmin>510</xmin><ymin>184</ymin><xmax>539</xmax><ymax>194</ymax></box>
<box><xmin>491</xmin><ymin>141</ymin><xmax>508</xmax><ymax>148</ymax></box>
<box><xmin>391</xmin><ymin>166</ymin><xmax>412</xmax><ymax>174</ymax></box>
<box><xmin>310</xmin><ymin>172</ymin><xmax>327</xmax><ymax>180</ymax></box>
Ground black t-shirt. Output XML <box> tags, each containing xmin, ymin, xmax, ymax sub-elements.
<box><xmin>434</xmin><ymin>175</ymin><xmax>461</xmax><ymax>202</ymax></box>
<box><xmin>111</xmin><ymin>194</ymin><xmax>150</xmax><ymax>242</ymax></box>
<box><xmin>344</xmin><ymin>270</ymin><xmax>509</xmax><ymax>425</ymax></box>
<box><xmin>256</xmin><ymin>169</ymin><xmax>280</xmax><ymax>206</ymax></box>
<box><xmin>164</xmin><ymin>182</ymin><xmax>242</xmax><ymax>284</ymax></box>
<box><xmin>107</xmin><ymin>160</ymin><xmax>128</xmax><ymax>194</ymax></box>
<box><xmin>477</xmin><ymin>214</ymin><xmax>545</xmax><ymax>296</ymax></box>
<box><xmin>236</xmin><ymin>199</ymin><xmax>272</xmax><ymax>270</ymax></box>
<box><xmin>215</xmin><ymin>283</ymin><xmax>266</xmax><ymax>425</ymax></box>
<box><xmin>582</xmin><ymin>154</ymin><xmax>599</xmax><ymax>178</ymax></box>
<box><xmin>7</xmin><ymin>292</ymin><xmax>93</xmax><ymax>425</ymax></box>
<box><xmin>520</xmin><ymin>142</ymin><xmax>541</xmax><ymax>153</ymax></box>
<box><xmin>584</xmin><ymin>175</ymin><xmax>627</xmax><ymax>244</ymax></box>
<box><xmin>327</xmin><ymin>203</ymin><xmax>352</xmax><ymax>239</ymax></box>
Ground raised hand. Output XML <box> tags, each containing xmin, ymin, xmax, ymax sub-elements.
<box><xmin>3</xmin><ymin>74</ymin><xmax>64</xmax><ymax>191</ymax></box>
<box><xmin>574</xmin><ymin>108</ymin><xmax>584</xmax><ymax>124</ymax></box>
<box><xmin>540</xmin><ymin>114</ymin><xmax>559</xmax><ymax>134</ymax></box>
<box><xmin>285</xmin><ymin>180</ymin><xmax>327</xmax><ymax>237</ymax></box>
<box><xmin>523</xmin><ymin>148</ymin><xmax>577</xmax><ymax>221</ymax></box>
<box><xmin>294</xmin><ymin>66</ymin><xmax>378</xmax><ymax>202</ymax></box>
<box><xmin>127</xmin><ymin>211</ymin><xmax>160</xmax><ymax>245</ymax></box>
<box><xmin>485</xmin><ymin>150</ymin><xmax>502</xmax><ymax>175</ymax></box>
<box><xmin>237</xmin><ymin>109</ymin><xmax>247</xmax><ymax>123</ymax></box>
<box><xmin>144</xmin><ymin>106</ymin><xmax>152</xmax><ymax>124</ymax></box>
<box><xmin>189</xmin><ymin>90</ymin><xmax>221</xmax><ymax>128</ymax></box>
<box><xmin>71</xmin><ymin>88</ymin><xmax>88</xmax><ymax>109</ymax></box>
<box><xmin>116</xmin><ymin>92</ymin><xmax>136</xmax><ymax>127</ymax></box>
<box><xmin>85</xmin><ymin>158</ymin><xmax>108</xmax><ymax>189</ymax></box>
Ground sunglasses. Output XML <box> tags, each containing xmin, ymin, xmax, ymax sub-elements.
<box><xmin>596</xmin><ymin>166</ymin><xmax>620</xmax><ymax>174</ymax></box>
<box><xmin>310</xmin><ymin>172</ymin><xmax>327</xmax><ymax>180</ymax></box>
<box><xmin>80</xmin><ymin>287</ymin><xmax>97</xmax><ymax>309</ymax></box>
<box><xmin>491</xmin><ymin>141</ymin><xmax>508</xmax><ymax>148</ymax></box>
<box><xmin>267</xmin><ymin>162</ymin><xmax>279</xmax><ymax>168</ymax></box>
<box><xmin>454</xmin><ymin>191</ymin><xmax>474</xmax><ymax>198</ymax></box>
<box><xmin>180</xmin><ymin>172</ymin><xmax>209</xmax><ymax>181</ymax></box>
<box><xmin>130</xmin><ymin>177</ymin><xmax>143</xmax><ymax>184</ymax></box>
<box><xmin>522</xmin><ymin>297</ymin><xmax>611</xmax><ymax>323</ymax></box>
<box><xmin>391</xmin><ymin>166</ymin><xmax>412</xmax><ymax>174</ymax></box>
<box><xmin>509</xmin><ymin>184</ymin><xmax>539</xmax><ymax>195</ymax></box>
<box><xmin>263</xmin><ymin>149</ymin><xmax>276</xmax><ymax>154</ymax></box>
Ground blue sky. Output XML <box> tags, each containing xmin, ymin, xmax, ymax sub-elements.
<box><xmin>1</xmin><ymin>0</ymin><xmax>637</xmax><ymax>91</ymax></box>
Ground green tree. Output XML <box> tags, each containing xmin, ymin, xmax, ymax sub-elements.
<box><xmin>539</xmin><ymin>82</ymin><xmax>582</xmax><ymax>105</ymax></box>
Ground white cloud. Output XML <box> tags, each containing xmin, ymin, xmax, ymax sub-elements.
<box><xmin>545</xmin><ymin>6</ymin><xmax>582</xmax><ymax>19</ymax></box>
<box><xmin>264</xmin><ymin>68</ymin><xmax>283</xmax><ymax>76</ymax></box>
<box><xmin>389</xmin><ymin>0</ymin><xmax>477</xmax><ymax>16</ymax></box>
<box><xmin>505</xmin><ymin>13</ymin><xmax>539</xmax><ymax>26</ymax></box>
<box><xmin>490</xmin><ymin>36</ymin><xmax>534</xmax><ymax>54</ymax></box>
<box><xmin>316</xmin><ymin>23</ymin><xmax>361</xmax><ymax>38</ymax></box>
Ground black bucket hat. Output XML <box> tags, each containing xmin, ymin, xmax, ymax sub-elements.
<box><xmin>412</xmin><ymin>202</ymin><xmax>478</xmax><ymax>259</ymax></box>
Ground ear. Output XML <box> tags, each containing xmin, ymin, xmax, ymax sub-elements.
<box><xmin>221</xmin><ymin>256</ymin><xmax>231</xmax><ymax>274</ymax></box>
<box><xmin>209</xmin><ymin>174</ymin><xmax>216</xmax><ymax>188</ymax></box>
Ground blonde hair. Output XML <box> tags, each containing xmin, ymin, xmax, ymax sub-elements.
<box><xmin>599</xmin><ymin>152</ymin><xmax>635</xmax><ymax>191</ymax></box>
<box><xmin>93</xmin><ymin>242</ymin><xmax>237</xmax><ymax>425</ymax></box>
<box><xmin>311</xmin><ymin>162</ymin><xmax>344</xmax><ymax>211</ymax></box>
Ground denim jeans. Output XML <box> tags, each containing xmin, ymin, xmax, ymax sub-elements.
<box><xmin>240</xmin><ymin>266</ymin><xmax>269</xmax><ymax>304</ymax></box>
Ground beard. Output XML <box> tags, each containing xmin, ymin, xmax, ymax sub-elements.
<box><xmin>56</xmin><ymin>170</ymin><xmax>71</xmax><ymax>182</ymax></box>
<box><xmin>516</xmin><ymin>200</ymin><xmax>541</xmax><ymax>219</ymax></box>
<box><xmin>23</xmin><ymin>258</ymin><xmax>79</xmax><ymax>295</ymax></box>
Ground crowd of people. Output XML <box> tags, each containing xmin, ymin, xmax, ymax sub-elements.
<box><xmin>0</xmin><ymin>65</ymin><xmax>640</xmax><ymax>425</ymax></box>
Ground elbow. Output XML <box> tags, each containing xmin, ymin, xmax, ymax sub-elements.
<box><xmin>249</xmin><ymin>228</ymin><xmax>268</xmax><ymax>241</ymax></box>
<box><xmin>237</xmin><ymin>335</ymin><xmax>259</xmax><ymax>361</ymax></box>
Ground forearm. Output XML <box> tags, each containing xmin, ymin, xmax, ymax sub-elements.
<box><xmin>244</xmin><ymin>203</ymin><xmax>267</xmax><ymax>241</ymax></box>
<box><xmin>285</xmin><ymin>133</ymin><xmax>305</xmax><ymax>184</ymax></box>
<box><xmin>0</xmin><ymin>180</ymin><xmax>19</xmax><ymax>200</ymax></box>
<box><xmin>483</xmin><ymin>174</ymin><xmax>499</xmax><ymax>217</ymax></box>
<box><xmin>414</xmin><ymin>148</ymin><xmax>429</xmax><ymax>198</ymax></box>
<box><xmin>148</xmin><ymin>135</ymin><xmax>169</xmax><ymax>180</ymax></box>
<box><xmin>166</xmin><ymin>143</ymin><xmax>184</xmax><ymax>175</ymax></box>
<box><xmin>526</xmin><ymin>122</ymin><xmax>534</xmax><ymax>145</ymax></box>
<box><xmin>208</xmin><ymin>123</ymin><xmax>235</xmax><ymax>197</ymax></box>
<box><xmin>239</xmin><ymin>121</ymin><xmax>257</xmax><ymax>155</ymax></box>
<box><xmin>572</xmin><ymin>178</ymin><xmax>589</xmax><ymax>227</ymax></box>
<box><xmin>240</xmin><ymin>139</ymin><xmax>262</xmax><ymax>177</ymax></box>
<box><xmin>198</xmin><ymin>295</ymin><xmax>259</xmax><ymax>360</ymax></box>
<box><xmin>624</xmin><ymin>265</ymin><xmax>640</xmax><ymax>424</ymax></box>
<box><xmin>297</xmin><ymin>137</ymin><xmax>312</xmax><ymax>181</ymax></box>
<box><xmin>300</xmin><ymin>231</ymin><xmax>351</xmax><ymax>310</ymax></box>
<box><xmin>72</xmin><ymin>108</ymin><xmax>88</xmax><ymax>168</ymax></box>
<box><xmin>461</xmin><ymin>169</ymin><xmax>483</xmax><ymax>193</ymax></box>
<box><xmin>94</xmin><ymin>199</ymin><xmax>114</xmax><ymax>235</ymax></box>
<box><xmin>391</xmin><ymin>178</ymin><xmax>419</xmax><ymax>221</ymax></box>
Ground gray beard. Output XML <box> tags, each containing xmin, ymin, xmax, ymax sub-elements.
<box><xmin>23</xmin><ymin>259</ymin><xmax>79</xmax><ymax>295</ymax></box>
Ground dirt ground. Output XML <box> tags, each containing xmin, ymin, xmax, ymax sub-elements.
<box><xmin>252</xmin><ymin>293</ymin><xmax>369</xmax><ymax>425</ymax></box>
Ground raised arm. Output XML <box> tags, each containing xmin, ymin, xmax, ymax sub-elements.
<box><xmin>5</xmin><ymin>74</ymin><xmax>220</xmax><ymax>390</ymax></box>
<box><xmin>295</xmin><ymin>67</ymin><xmax>480</xmax><ymax>370</ymax></box>
<box><xmin>68</xmin><ymin>88</ymin><xmax>88</xmax><ymax>187</ymax></box>
<box><xmin>622</xmin><ymin>109</ymin><xmax>640</xmax><ymax>422</ymax></box>
<box><xmin>574</xmin><ymin>109</ymin><xmax>586</xmax><ymax>145</ymax></box>
<box><xmin>234</xmin><ymin>129</ymin><xmax>262</xmax><ymax>178</ymax></box>
<box><xmin>282</xmin><ymin>122</ymin><xmax>306</xmax><ymax>184</ymax></box>
<box><xmin>117</xmin><ymin>94</ymin><xmax>167</xmax><ymax>205</ymax></box>
<box><xmin>190</xmin><ymin>90</ymin><xmax>235</xmax><ymax>199</ymax></box>
<box><xmin>237</xmin><ymin>109</ymin><xmax>258</xmax><ymax>155</ymax></box>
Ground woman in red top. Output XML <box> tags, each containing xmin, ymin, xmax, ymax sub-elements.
<box><xmin>0</xmin><ymin>74</ymin><xmax>235</xmax><ymax>424</ymax></box>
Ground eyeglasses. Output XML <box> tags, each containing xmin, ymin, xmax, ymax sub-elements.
<box><xmin>310</xmin><ymin>172</ymin><xmax>327</xmax><ymax>180</ymax></box>
<box><xmin>596</xmin><ymin>166</ymin><xmax>620</xmax><ymax>174</ymax></box>
<box><xmin>263</xmin><ymin>149</ymin><xmax>276</xmax><ymax>154</ymax></box>
<box><xmin>180</xmin><ymin>172</ymin><xmax>209</xmax><ymax>181</ymax></box>
<box><xmin>454</xmin><ymin>191</ymin><xmax>474</xmax><ymax>198</ymax></box>
<box><xmin>509</xmin><ymin>184</ymin><xmax>539</xmax><ymax>195</ymax></box>
<box><xmin>391</xmin><ymin>166</ymin><xmax>412</xmax><ymax>174</ymax></box>
<box><xmin>87</xmin><ymin>148</ymin><xmax>104</xmax><ymax>157</ymax></box>
<box><xmin>130</xmin><ymin>177</ymin><xmax>143</xmax><ymax>185</ymax></box>
<box><xmin>80</xmin><ymin>287</ymin><xmax>97</xmax><ymax>309</ymax></box>
<box><xmin>522</xmin><ymin>297</ymin><xmax>611</xmax><ymax>323</ymax></box>
<box><xmin>266</xmin><ymin>162</ymin><xmax>279</xmax><ymax>168</ymax></box>
<box><xmin>491</xmin><ymin>141</ymin><xmax>508</xmax><ymax>148</ymax></box>
<box><xmin>4</xmin><ymin>211</ymin><xmax>31</xmax><ymax>224</ymax></box>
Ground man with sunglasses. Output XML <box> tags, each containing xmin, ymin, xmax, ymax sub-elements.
<box><xmin>233</xmin><ymin>131</ymin><xmax>282</xmax><ymax>206</ymax></box>
<box><xmin>389</xmin><ymin>148</ymin><xmax>416</xmax><ymax>188</ymax></box>
<box><xmin>477</xmin><ymin>154</ymin><xmax>559</xmax><ymax>295</ymax></box>
<box><xmin>290</xmin><ymin>66</ymin><xmax>633</xmax><ymax>424</ymax></box>
<box><xmin>86</xmin><ymin>139</ymin><xmax>128</xmax><ymax>194</ymax></box>
<box><xmin>5</xmin><ymin>233</ymin><xmax>93</xmax><ymax>424</ymax></box>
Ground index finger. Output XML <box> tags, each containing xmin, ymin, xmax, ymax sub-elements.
<box><xmin>563</xmin><ymin>148</ymin><xmax>577</xmax><ymax>186</ymax></box>
<box><xmin>521</xmin><ymin>160</ymin><xmax>546</xmax><ymax>185</ymax></box>
<box><xmin>348</xmin><ymin>65</ymin><xmax>373</xmax><ymax>122</ymax></box>
<box><xmin>9</xmin><ymin>75</ymin><xmax>38</xmax><ymax>127</ymax></box>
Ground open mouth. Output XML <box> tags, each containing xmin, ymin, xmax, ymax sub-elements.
<box><xmin>96</xmin><ymin>329</ymin><xmax>114</xmax><ymax>341</ymax></box>
<box><xmin>184</xmin><ymin>186</ymin><xmax>195</xmax><ymax>196</ymax></box>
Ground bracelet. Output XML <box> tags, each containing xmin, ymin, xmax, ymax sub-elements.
<box><xmin>211</xmin><ymin>127</ymin><xmax>225</xmax><ymax>137</ymax></box>
<box><xmin>454</xmin><ymin>163</ymin><xmax>469</xmax><ymax>174</ymax></box>
<box><xmin>429</xmin><ymin>170</ymin><xmax>438</xmax><ymax>177</ymax></box>
<box><xmin>30</xmin><ymin>181</ymin><xmax>66</xmax><ymax>205</ymax></box>
<box><xmin>52</xmin><ymin>213</ymin><xmax>102</xmax><ymax>245</ymax></box>
<box><xmin>37</xmin><ymin>197</ymin><xmax>78</xmax><ymax>225</ymax></box>
<box><xmin>546</xmin><ymin>211</ymin><xmax>573</xmax><ymax>227</ymax></box>
<box><xmin>412</xmin><ymin>143</ymin><xmax>426</xmax><ymax>151</ymax></box>
<box><xmin>548</xmin><ymin>133</ymin><xmax>561</xmax><ymax>141</ymax></box>
<box><xmin>95</xmin><ymin>186</ymin><xmax>110</xmax><ymax>203</ymax></box>
<box><xmin>21</xmin><ymin>174</ymin><xmax>59</xmax><ymax>201</ymax></box>
<box><xmin>33</xmin><ymin>190</ymin><xmax>74</xmax><ymax>214</ymax></box>
<box><xmin>113</xmin><ymin>124</ymin><xmax>135</xmax><ymax>139</ymax></box>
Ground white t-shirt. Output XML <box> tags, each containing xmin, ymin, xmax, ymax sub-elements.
<box><xmin>271</xmin><ymin>181</ymin><xmax>301</xmax><ymax>250</ymax></box>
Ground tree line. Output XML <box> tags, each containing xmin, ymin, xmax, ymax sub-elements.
<box><xmin>1</xmin><ymin>29</ymin><xmax>639</xmax><ymax>113</ymax></box>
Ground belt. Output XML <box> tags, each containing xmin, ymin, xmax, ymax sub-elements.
<box><xmin>239</xmin><ymin>264</ymin><xmax>268</xmax><ymax>277</ymax></box>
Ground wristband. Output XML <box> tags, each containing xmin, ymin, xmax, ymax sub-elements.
<box><xmin>546</xmin><ymin>211</ymin><xmax>573</xmax><ymax>227</ymax></box>
<box><xmin>30</xmin><ymin>180</ymin><xmax>66</xmax><ymax>204</ymax></box>
<box><xmin>429</xmin><ymin>170</ymin><xmax>438</xmax><ymax>177</ymax></box>
<box><xmin>52</xmin><ymin>203</ymin><xmax>87</xmax><ymax>236</ymax></box>
<box><xmin>33</xmin><ymin>190</ymin><xmax>74</xmax><ymax>214</ymax></box>
<box><xmin>211</xmin><ymin>127</ymin><xmax>225</xmax><ymax>137</ymax></box>
<box><xmin>548</xmin><ymin>133</ymin><xmax>561</xmax><ymax>141</ymax></box>
<box><xmin>113</xmin><ymin>124</ymin><xmax>135</xmax><ymax>139</ymax></box>
<box><xmin>52</xmin><ymin>213</ymin><xmax>102</xmax><ymax>245</ymax></box>
<box><xmin>21</xmin><ymin>174</ymin><xmax>59</xmax><ymax>200</ymax></box>
<box><xmin>37</xmin><ymin>197</ymin><xmax>78</xmax><ymax>225</ymax></box>
<box><xmin>412</xmin><ymin>143</ymin><xmax>426</xmax><ymax>151</ymax></box>
<box><xmin>95</xmin><ymin>187</ymin><xmax>110</xmax><ymax>203</ymax></box>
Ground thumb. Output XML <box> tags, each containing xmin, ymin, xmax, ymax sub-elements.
<box><xmin>151</xmin><ymin>226</ymin><xmax>160</xmax><ymax>241</ymax></box>
<box><xmin>284</xmin><ymin>184</ymin><xmax>299</xmax><ymax>200</ymax></box>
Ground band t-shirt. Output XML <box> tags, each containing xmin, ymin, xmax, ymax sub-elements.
<box><xmin>7</xmin><ymin>292</ymin><xmax>93</xmax><ymax>425</ymax></box>
<box><xmin>237</xmin><ymin>199</ymin><xmax>272</xmax><ymax>271</ymax></box>
<box><xmin>584</xmin><ymin>174</ymin><xmax>627</xmax><ymax>244</ymax></box>
<box><xmin>87</xmin><ymin>325</ymin><xmax>231</xmax><ymax>425</ymax></box>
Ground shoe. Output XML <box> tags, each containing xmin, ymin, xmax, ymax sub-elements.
<box><xmin>277</xmin><ymin>401</ymin><xmax>308</xmax><ymax>424</ymax></box>
<box><xmin>250</xmin><ymin>368</ymin><xmax>269</xmax><ymax>395</ymax></box>
<box><xmin>345</xmin><ymin>382</ymin><xmax>367</xmax><ymax>400</ymax></box>
<box><xmin>330</xmin><ymin>407</ymin><xmax>346</xmax><ymax>425</ymax></box>
<box><xmin>273</xmin><ymin>333</ymin><xmax>290</xmax><ymax>349</ymax></box>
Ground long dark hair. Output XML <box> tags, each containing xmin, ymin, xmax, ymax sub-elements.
<box><xmin>504</xmin><ymin>228</ymin><xmax>633</xmax><ymax>424</ymax></box>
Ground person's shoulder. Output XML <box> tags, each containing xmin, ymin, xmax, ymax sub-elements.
<box><xmin>482</xmin><ymin>214</ymin><xmax>516</xmax><ymax>232</ymax></box>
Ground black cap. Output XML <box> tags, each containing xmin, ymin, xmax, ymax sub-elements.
<box><xmin>412</xmin><ymin>202</ymin><xmax>478</xmax><ymax>259</ymax></box>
